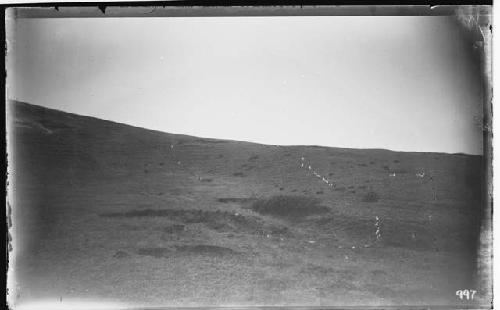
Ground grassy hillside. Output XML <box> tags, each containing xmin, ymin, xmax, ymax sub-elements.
<box><xmin>7</xmin><ymin>100</ymin><xmax>489</xmax><ymax>307</ymax></box>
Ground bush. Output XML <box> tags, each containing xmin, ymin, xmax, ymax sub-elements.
<box><xmin>363</xmin><ymin>191</ymin><xmax>380</xmax><ymax>202</ymax></box>
<box><xmin>248</xmin><ymin>155</ymin><xmax>259</xmax><ymax>161</ymax></box>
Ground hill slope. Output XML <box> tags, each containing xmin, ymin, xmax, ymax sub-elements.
<box><xmin>7</xmin><ymin>100</ymin><xmax>489</xmax><ymax>307</ymax></box>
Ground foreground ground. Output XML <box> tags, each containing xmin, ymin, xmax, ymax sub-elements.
<box><xmin>7</xmin><ymin>101</ymin><xmax>491</xmax><ymax>308</ymax></box>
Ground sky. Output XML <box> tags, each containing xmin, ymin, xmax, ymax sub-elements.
<box><xmin>8</xmin><ymin>16</ymin><xmax>484</xmax><ymax>154</ymax></box>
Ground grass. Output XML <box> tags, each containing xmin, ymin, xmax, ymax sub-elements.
<box><xmin>251</xmin><ymin>195</ymin><xmax>329</xmax><ymax>220</ymax></box>
<box><xmin>10</xmin><ymin>101</ymin><xmax>488</xmax><ymax>307</ymax></box>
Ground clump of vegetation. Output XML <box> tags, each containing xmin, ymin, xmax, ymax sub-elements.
<box><xmin>382</xmin><ymin>165</ymin><xmax>390</xmax><ymax>171</ymax></box>
<box><xmin>393</xmin><ymin>160</ymin><xmax>400</xmax><ymax>163</ymax></box>
<box><xmin>316</xmin><ymin>190</ymin><xmax>324</xmax><ymax>195</ymax></box>
<box><xmin>251</xmin><ymin>195</ymin><xmax>329</xmax><ymax>219</ymax></box>
<box><xmin>113</xmin><ymin>250</ymin><xmax>129</xmax><ymax>259</ymax></box>
<box><xmin>248</xmin><ymin>155</ymin><xmax>259</xmax><ymax>161</ymax></box>
<box><xmin>233</xmin><ymin>172</ymin><xmax>245</xmax><ymax>177</ymax></box>
<box><xmin>241</xmin><ymin>163</ymin><xmax>255</xmax><ymax>171</ymax></box>
<box><xmin>362</xmin><ymin>191</ymin><xmax>380</xmax><ymax>202</ymax></box>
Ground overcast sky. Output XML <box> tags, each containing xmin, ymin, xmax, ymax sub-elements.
<box><xmin>8</xmin><ymin>16</ymin><xmax>484</xmax><ymax>154</ymax></box>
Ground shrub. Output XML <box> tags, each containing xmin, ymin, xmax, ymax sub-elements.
<box><xmin>363</xmin><ymin>191</ymin><xmax>380</xmax><ymax>202</ymax></box>
<box><xmin>248</xmin><ymin>155</ymin><xmax>259</xmax><ymax>161</ymax></box>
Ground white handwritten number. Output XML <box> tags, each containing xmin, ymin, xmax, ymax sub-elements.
<box><xmin>456</xmin><ymin>289</ymin><xmax>476</xmax><ymax>300</ymax></box>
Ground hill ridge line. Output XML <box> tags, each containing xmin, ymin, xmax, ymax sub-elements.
<box><xmin>7</xmin><ymin>99</ymin><xmax>481</xmax><ymax>157</ymax></box>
